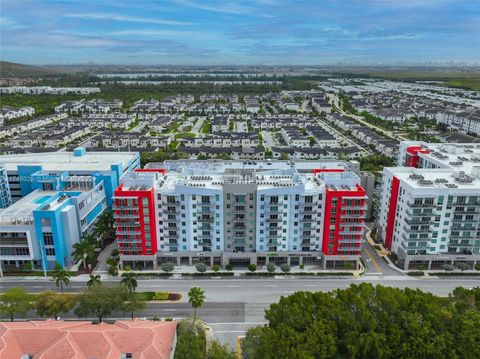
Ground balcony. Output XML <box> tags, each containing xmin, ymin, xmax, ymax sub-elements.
<box><xmin>341</xmin><ymin>204</ymin><xmax>368</xmax><ymax>210</ymax></box>
<box><xmin>113</xmin><ymin>213</ymin><xmax>140</xmax><ymax>219</ymax></box>
<box><xmin>405</xmin><ymin>218</ymin><xmax>433</xmax><ymax>225</ymax></box>
<box><xmin>117</xmin><ymin>239</ymin><xmax>142</xmax><ymax>244</ymax></box>
<box><xmin>112</xmin><ymin>204</ymin><xmax>138</xmax><ymax>210</ymax></box>
<box><xmin>198</xmin><ymin>216</ymin><xmax>214</xmax><ymax>223</ymax></box>
<box><xmin>267</xmin><ymin>217</ymin><xmax>282</xmax><ymax>222</ymax></box>
<box><xmin>405</xmin><ymin>211</ymin><xmax>434</xmax><ymax>218</ymax></box>
<box><xmin>402</xmin><ymin>226</ymin><xmax>432</xmax><ymax>233</ymax></box>
<box><xmin>340</xmin><ymin>213</ymin><xmax>365</xmax><ymax>219</ymax></box>
<box><xmin>339</xmin><ymin>230</ymin><xmax>362</xmax><ymax>235</ymax></box>
<box><xmin>407</xmin><ymin>202</ymin><xmax>435</xmax><ymax>208</ymax></box>
<box><xmin>116</xmin><ymin>229</ymin><xmax>141</xmax><ymax>235</ymax></box>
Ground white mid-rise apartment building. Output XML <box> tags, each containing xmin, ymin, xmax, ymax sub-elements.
<box><xmin>114</xmin><ymin>160</ymin><xmax>369</xmax><ymax>269</ymax></box>
<box><xmin>378</xmin><ymin>141</ymin><xmax>480</xmax><ymax>270</ymax></box>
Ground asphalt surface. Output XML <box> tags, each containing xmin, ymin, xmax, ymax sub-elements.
<box><xmin>2</xmin><ymin>275</ymin><xmax>479</xmax><ymax>348</ymax></box>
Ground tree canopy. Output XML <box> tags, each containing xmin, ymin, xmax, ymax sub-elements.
<box><xmin>242</xmin><ymin>284</ymin><xmax>480</xmax><ymax>359</ymax></box>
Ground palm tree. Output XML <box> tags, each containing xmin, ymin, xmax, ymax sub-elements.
<box><xmin>82</xmin><ymin>233</ymin><xmax>98</xmax><ymax>247</ymax></box>
<box><xmin>93</xmin><ymin>211</ymin><xmax>115</xmax><ymax>248</ymax></box>
<box><xmin>52</xmin><ymin>264</ymin><xmax>71</xmax><ymax>293</ymax></box>
<box><xmin>120</xmin><ymin>272</ymin><xmax>138</xmax><ymax>293</ymax></box>
<box><xmin>71</xmin><ymin>238</ymin><xmax>95</xmax><ymax>271</ymax></box>
<box><xmin>188</xmin><ymin>286</ymin><xmax>205</xmax><ymax>325</ymax></box>
<box><xmin>87</xmin><ymin>274</ymin><xmax>101</xmax><ymax>287</ymax></box>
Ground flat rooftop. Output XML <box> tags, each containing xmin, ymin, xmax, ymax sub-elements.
<box><xmin>147</xmin><ymin>159</ymin><xmax>348</xmax><ymax>174</ymax></box>
<box><xmin>386</xmin><ymin>167</ymin><xmax>480</xmax><ymax>191</ymax></box>
<box><xmin>0</xmin><ymin>150</ymin><xmax>138</xmax><ymax>172</ymax></box>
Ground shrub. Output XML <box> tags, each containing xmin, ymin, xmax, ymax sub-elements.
<box><xmin>247</xmin><ymin>264</ymin><xmax>257</xmax><ymax>272</ymax></box>
<box><xmin>123</xmin><ymin>265</ymin><xmax>131</xmax><ymax>272</ymax></box>
<box><xmin>442</xmin><ymin>264</ymin><xmax>455</xmax><ymax>271</ymax></box>
<box><xmin>416</xmin><ymin>264</ymin><xmax>427</xmax><ymax>271</ymax></box>
<box><xmin>266</xmin><ymin>263</ymin><xmax>276</xmax><ymax>273</ymax></box>
<box><xmin>299</xmin><ymin>264</ymin><xmax>305</xmax><ymax>271</ymax></box>
<box><xmin>152</xmin><ymin>316</ymin><xmax>160</xmax><ymax>321</ymax></box>
<box><xmin>164</xmin><ymin>317</ymin><xmax>173</xmax><ymax>321</ymax></box>
<box><xmin>455</xmin><ymin>262</ymin><xmax>471</xmax><ymax>271</ymax></box>
<box><xmin>111</xmin><ymin>249</ymin><xmax>119</xmax><ymax>258</ymax></box>
<box><xmin>161</xmin><ymin>262</ymin><xmax>175</xmax><ymax>273</ymax></box>
<box><xmin>153</xmin><ymin>292</ymin><xmax>169</xmax><ymax>300</ymax></box>
<box><xmin>226</xmin><ymin>263</ymin><xmax>233</xmax><ymax>271</ymax></box>
<box><xmin>475</xmin><ymin>263</ymin><xmax>480</xmax><ymax>271</ymax></box>
<box><xmin>280</xmin><ymin>263</ymin><xmax>291</xmax><ymax>273</ymax></box>
<box><xmin>344</xmin><ymin>261</ymin><xmax>353</xmax><ymax>270</ymax></box>
<box><xmin>212</xmin><ymin>264</ymin><xmax>220</xmax><ymax>272</ymax></box>
<box><xmin>23</xmin><ymin>262</ymin><xmax>33</xmax><ymax>271</ymax></box>
<box><xmin>196</xmin><ymin>262</ymin><xmax>207</xmax><ymax>273</ymax></box>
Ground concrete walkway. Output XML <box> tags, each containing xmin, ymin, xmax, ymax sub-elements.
<box><xmin>93</xmin><ymin>242</ymin><xmax>116</xmax><ymax>273</ymax></box>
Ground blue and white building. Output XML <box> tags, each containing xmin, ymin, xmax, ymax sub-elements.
<box><xmin>0</xmin><ymin>148</ymin><xmax>140</xmax><ymax>271</ymax></box>
<box><xmin>0</xmin><ymin>164</ymin><xmax>12</xmax><ymax>208</ymax></box>
<box><xmin>0</xmin><ymin>147</ymin><xmax>140</xmax><ymax>205</ymax></box>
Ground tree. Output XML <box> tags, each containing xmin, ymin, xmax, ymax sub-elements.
<box><xmin>174</xmin><ymin>320</ymin><xmax>205</xmax><ymax>359</ymax></box>
<box><xmin>106</xmin><ymin>257</ymin><xmax>119</xmax><ymax>276</ymax></box>
<box><xmin>299</xmin><ymin>263</ymin><xmax>305</xmax><ymax>271</ymax></box>
<box><xmin>226</xmin><ymin>263</ymin><xmax>233</xmax><ymax>271</ymax></box>
<box><xmin>71</xmin><ymin>237</ymin><xmax>95</xmax><ymax>271</ymax></box>
<box><xmin>0</xmin><ymin>288</ymin><xmax>32</xmax><ymax>321</ymax></box>
<box><xmin>121</xmin><ymin>293</ymin><xmax>146</xmax><ymax>319</ymax></box>
<box><xmin>51</xmin><ymin>263</ymin><xmax>71</xmax><ymax>293</ymax></box>
<box><xmin>81</xmin><ymin>233</ymin><xmax>98</xmax><ymax>247</ymax></box>
<box><xmin>188</xmin><ymin>287</ymin><xmax>205</xmax><ymax>325</ymax></box>
<box><xmin>87</xmin><ymin>274</ymin><xmax>101</xmax><ymax>287</ymax></box>
<box><xmin>161</xmin><ymin>262</ymin><xmax>175</xmax><ymax>273</ymax></box>
<box><xmin>93</xmin><ymin>210</ymin><xmax>115</xmax><ymax>247</ymax></box>
<box><xmin>280</xmin><ymin>263</ymin><xmax>291</xmax><ymax>273</ymax></box>
<box><xmin>207</xmin><ymin>341</ymin><xmax>236</xmax><ymax>359</ymax></box>
<box><xmin>266</xmin><ymin>263</ymin><xmax>276</xmax><ymax>273</ymax></box>
<box><xmin>242</xmin><ymin>284</ymin><xmax>478</xmax><ymax>359</ymax></box>
<box><xmin>23</xmin><ymin>261</ymin><xmax>33</xmax><ymax>271</ymax></box>
<box><xmin>212</xmin><ymin>264</ymin><xmax>220</xmax><ymax>272</ymax></box>
<box><xmin>248</xmin><ymin>264</ymin><xmax>257</xmax><ymax>272</ymax></box>
<box><xmin>35</xmin><ymin>291</ymin><xmax>75</xmax><ymax>320</ymax></box>
<box><xmin>74</xmin><ymin>284</ymin><xmax>127</xmax><ymax>323</ymax></box>
<box><xmin>196</xmin><ymin>262</ymin><xmax>207</xmax><ymax>273</ymax></box>
<box><xmin>121</xmin><ymin>272</ymin><xmax>138</xmax><ymax>293</ymax></box>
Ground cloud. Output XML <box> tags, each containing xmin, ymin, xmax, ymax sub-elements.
<box><xmin>109</xmin><ymin>29</ymin><xmax>220</xmax><ymax>40</ymax></box>
<box><xmin>0</xmin><ymin>15</ymin><xmax>24</xmax><ymax>29</ymax></box>
<box><xmin>168</xmin><ymin>0</ymin><xmax>256</xmax><ymax>15</ymax></box>
<box><xmin>64</xmin><ymin>12</ymin><xmax>193</xmax><ymax>26</ymax></box>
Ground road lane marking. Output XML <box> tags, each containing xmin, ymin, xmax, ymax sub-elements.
<box><xmin>366</xmin><ymin>248</ymin><xmax>383</xmax><ymax>273</ymax></box>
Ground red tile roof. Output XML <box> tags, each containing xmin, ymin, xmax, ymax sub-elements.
<box><xmin>0</xmin><ymin>319</ymin><xmax>177</xmax><ymax>359</ymax></box>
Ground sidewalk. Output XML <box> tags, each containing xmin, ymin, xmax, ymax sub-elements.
<box><xmin>93</xmin><ymin>242</ymin><xmax>116</xmax><ymax>273</ymax></box>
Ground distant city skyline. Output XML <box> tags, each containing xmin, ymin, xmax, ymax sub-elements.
<box><xmin>1</xmin><ymin>0</ymin><xmax>479</xmax><ymax>65</ymax></box>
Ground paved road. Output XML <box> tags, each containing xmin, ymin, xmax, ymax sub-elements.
<box><xmin>2</xmin><ymin>277</ymin><xmax>479</xmax><ymax>348</ymax></box>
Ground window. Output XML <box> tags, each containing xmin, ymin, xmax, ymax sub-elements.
<box><xmin>45</xmin><ymin>248</ymin><xmax>55</xmax><ymax>256</ymax></box>
<box><xmin>43</xmin><ymin>232</ymin><xmax>54</xmax><ymax>246</ymax></box>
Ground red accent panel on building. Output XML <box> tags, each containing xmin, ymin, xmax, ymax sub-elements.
<box><xmin>384</xmin><ymin>176</ymin><xmax>400</xmax><ymax>251</ymax></box>
<box><xmin>312</xmin><ymin>168</ymin><xmax>344</xmax><ymax>174</ymax></box>
<box><xmin>405</xmin><ymin>146</ymin><xmax>430</xmax><ymax>168</ymax></box>
<box><xmin>134</xmin><ymin>168</ymin><xmax>167</xmax><ymax>175</ymax></box>
<box><xmin>114</xmin><ymin>184</ymin><xmax>157</xmax><ymax>256</ymax></box>
<box><xmin>322</xmin><ymin>184</ymin><xmax>366</xmax><ymax>256</ymax></box>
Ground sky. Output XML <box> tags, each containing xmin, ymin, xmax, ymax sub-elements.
<box><xmin>1</xmin><ymin>0</ymin><xmax>479</xmax><ymax>66</ymax></box>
